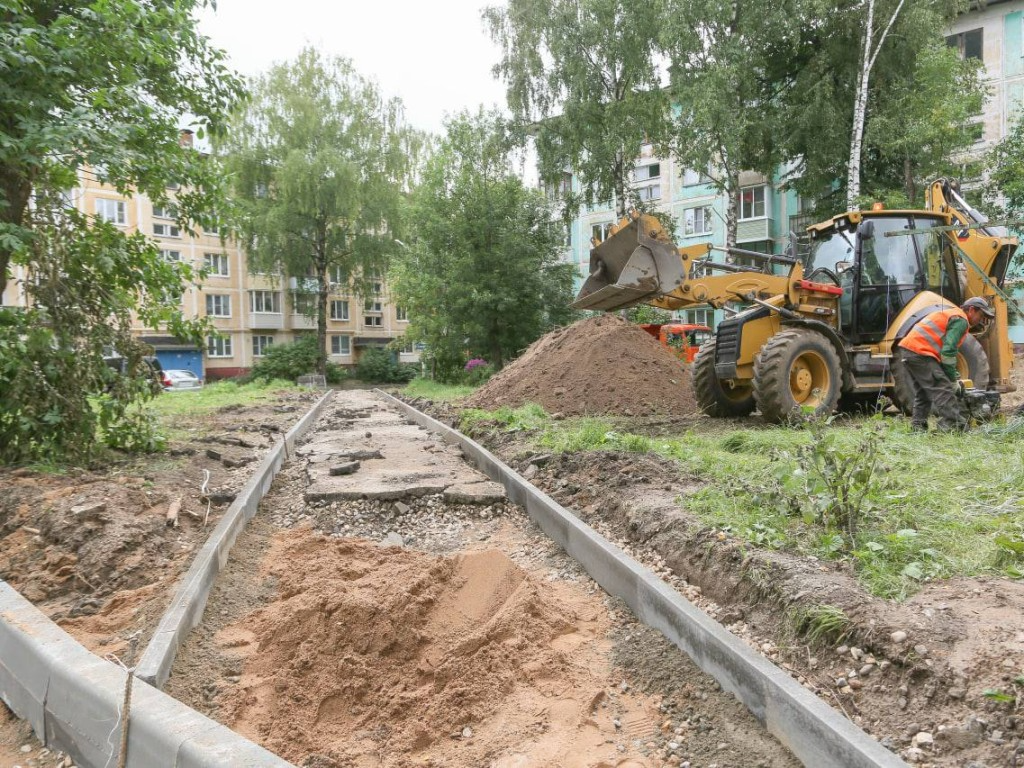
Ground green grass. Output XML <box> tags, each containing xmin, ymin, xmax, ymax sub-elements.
<box><xmin>149</xmin><ymin>378</ymin><xmax>298</xmax><ymax>418</ymax></box>
<box><xmin>453</xmin><ymin>399</ymin><xmax>1024</xmax><ymax>600</ymax></box>
<box><xmin>403</xmin><ymin>378</ymin><xmax>477</xmax><ymax>402</ymax></box>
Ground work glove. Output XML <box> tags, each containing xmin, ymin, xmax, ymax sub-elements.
<box><xmin>955</xmin><ymin>379</ymin><xmax>966</xmax><ymax>397</ymax></box>
<box><xmin>941</xmin><ymin>362</ymin><xmax>958</xmax><ymax>381</ymax></box>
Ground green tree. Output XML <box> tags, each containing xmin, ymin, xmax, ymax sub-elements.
<box><xmin>222</xmin><ymin>48</ymin><xmax>419</xmax><ymax>375</ymax></box>
<box><xmin>0</xmin><ymin>1</ymin><xmax>244</xmax><ymax>463</ymax></box>
<box><xmin>390</xmin><ymin>110</ymin><xmax>576</xmax><ymax>381</ymax></box>
<box><xmin>0</xmin><ymin>0</ymin><xmax>243</xmax><ymax>290</ymax></box>
<box><xmin>484</xmin><ymin>0</ymin><xmax>668</xmax><ymax>218</ymax></box>
<box><xmin>661</xmin><ymin>0</ymin><xmax>793</xmax><ymax>246</ymax></box>
<box><xmin>987</xmin><ymin>114</ymin><xmax>1024</xmax><ymax>221</ymax></box>
<box><xmin>780</xmin><ymin>0</ymin><xmax>981</xmax><ymax>210</ymax></box>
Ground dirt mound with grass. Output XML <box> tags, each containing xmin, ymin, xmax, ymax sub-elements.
<box><xmin>466</xmin><ymin>315</ymin><xmax>699</xmax><ymax>417</ymax></box>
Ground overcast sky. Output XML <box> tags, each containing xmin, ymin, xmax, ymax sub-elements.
<box><xmin>197</xmin><ymin>0</ymin><xmax>510</xmax><ymax>136</ymax></box>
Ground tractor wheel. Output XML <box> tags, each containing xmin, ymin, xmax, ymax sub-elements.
<box><xmin>691</xmin><ymin>339</ymin><xmax>756</xmax><ymax>417</ymax></box>
<box><xmin>753</xmin><ymin>329</ymin><xmax>843</xmax><ymax>423</ymax></box>
<box><xmin>890</xmin><ymin>333</ymin><xmax>989</xmax><ymax>416</ymax></box>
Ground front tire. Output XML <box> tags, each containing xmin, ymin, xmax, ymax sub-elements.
<box><xmin>753</xmin><ymin>329</ymin><xmax>843</xmax><ymax>423</ymax></box>
<box><xmin>692</xmin><ymin>339</ymin><xmax>756</xmax><ymax>417</ymax></box>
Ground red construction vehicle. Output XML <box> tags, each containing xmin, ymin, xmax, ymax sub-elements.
<box><xmin>640</xmin><ymin>323</ymin><xmax>713</xmax><ymax>364</ymax></box>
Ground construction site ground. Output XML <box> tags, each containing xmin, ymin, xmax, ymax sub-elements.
<box><xmin>4</xmin><ymin>322</ymin><xmax>1024</xmax><ymax>768</ymax></box>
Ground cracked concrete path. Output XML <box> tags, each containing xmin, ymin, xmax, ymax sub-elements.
<box><xmin>299</xmin><ymin>391</ymin><xmax>505</xmax><ymax>503</ymax></box>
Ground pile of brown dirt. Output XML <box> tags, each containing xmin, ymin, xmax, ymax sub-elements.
<box><xmin>466</xmin><ymin>315</ymin><xmax>699</xmax><ymax>417</ymax></box>
<box><xmin>218</xmin><ymin>528</ymin><xmax>659</xmax><ymax>767</ymax></box>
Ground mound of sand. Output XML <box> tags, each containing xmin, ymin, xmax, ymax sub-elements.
<box><xmin>466</xmin><ymin>314</ymin><xmax>699</xmax><ymax>417</ymax></box>
<box><xmin>219</xmin><ymin>530</ymin><xmax>643</xmax><ymax>767</ymax></box>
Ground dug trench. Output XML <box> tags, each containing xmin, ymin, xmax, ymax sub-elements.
<box><xmin>404</xmin><ymin>317</ymin><xmax>1024</xmax><ymax>767</ymax></box>
<box><xmin>165</xmin><ymin>391</ymin><xmax>799</xmax><ymax>768</ymax></box>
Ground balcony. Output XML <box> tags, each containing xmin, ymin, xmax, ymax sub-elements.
<box><xmin>289</xmin><ymin>313</ymin><xmax>316</xmax><ymax>330</ymax></box>
<box><xmin>736</xmin><ymin>217</ymin><xmax>772</xmax><ymax>244</ymax></box>
<box><xmin>249</xmin><ymin>312</ymin><xmax>284</xmax><ymax>330</ymax></box>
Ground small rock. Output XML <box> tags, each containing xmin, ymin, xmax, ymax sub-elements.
<box><xmin>613</xmin><ymin>718</ymin><xmax>621</xmax><ymax>729</ymax></box>
<box><xmin>364</xmin><ymin>431</ymin><xmax>372</xmax><ymax>438</ymax></box>
<box><xmin>859</xmin><ymin>664</ymin><xmax>875</xmax><ymax>677</ymax></box>
<box><xmin>204</xmin><ymin>448</ymin><xmax>222</xmax><ymax>461</ymax></box>
<box><xmin>523</xmin><ymin>464</ymin><xmax>538</xmax><ymax>480</ymax></box>
<box><xmin>394</xmin><ymin>501</ymin><xmax>411</xmax><ymax>515</ymax></box>
<box><xmin>329</xmin><ymin>461</ymin><xmax>361</xmax><ymax>476</ymax></box>
<box><xmin>835</xmin><ymin>677</ymin><xmax>848</xmax><ymax>688</ymax></box>
<box><xmin>382</xmin><ymin>532</ymin><xmax>404</xmax><ymax>547</ymax></box>
<box><xmin>70</xmin><ymin>501</ymin><xmax>106</xmax><ymax>517</ymax></box>
<box><xmin>912</xmin><ymin>732</ymin><xmax>934</xmax><ymax>748</ymax></box>
<box><xmin>904</xmin><ymin>747</ymin><xmax>924</xmax><ymax>763</ymax></box>
<box><xmin>848</xmin><ymin>679</ymin><xmax>864</xmax><ymax>690</ymax></box>
<box><xmin>836</xmin><ymin>645</ymin><xmax>849</xmax><ymax>656</ymax></box>
<box><xmin>19</xmin><ymin>744</ymin><xmax>31</xmax><ymax>753</ymax></box>
<box><xmin>914</xmin><ymin>644</ymin><xmax>928</xmax><ymax>657</ymax></box>
<box><xmin>891</xmin><ymin>630</ymin><xmax>908</xmax><ymax>643</ymax></box>
<box><xmin>461</xmin><ymin>726</ymin><xmax>473</xmax><ymax>739</ymax></box>
<box><xmin>850</xmin><ymin>647</ymin><xmax>864</xmax><ymax>661</ymax></box>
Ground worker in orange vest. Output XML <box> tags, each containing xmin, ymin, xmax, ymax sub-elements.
<box><xmin>897</xmin><ymin>297</ymin><xmax>995</xmax><ymax>432</ymax></box>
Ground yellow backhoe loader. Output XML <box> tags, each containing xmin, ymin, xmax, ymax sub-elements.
<box><xmin>572</xmin><ymin>179</ymin><xmax>1018</xmax><ymax>423</ymax></box>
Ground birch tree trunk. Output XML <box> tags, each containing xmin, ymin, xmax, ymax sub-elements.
<box><xmin>847</xmin><ymin>0</ymin><xmax>876</xmax><ymax>210</ymax></box>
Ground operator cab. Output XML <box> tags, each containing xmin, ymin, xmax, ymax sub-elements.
<box><xmin>804</xmin><ymin>213</ymin><xmax>961</xmax><ymax>344</ymax></box>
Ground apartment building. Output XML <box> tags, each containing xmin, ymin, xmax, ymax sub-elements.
<box><xmin>66</xmin><ymin>166</ymin><xmax>418</xmax><ymax>380</ymax></box>
<box><xmin>562</xmin><ymin>1</ymin><xmax>1024</xmax><ymax>335</ymax></box>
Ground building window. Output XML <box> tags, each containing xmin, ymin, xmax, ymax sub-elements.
<box><xmin>364</xmin><ymin>315</ymin><xmax>383</xmax><ymax>327</ymax></box>
<box><xmin>739</xmin><ymin>186</ymin><xmax>767</xmax><ymax>220</ymax></box>
<box><xmin>946</xmin><ymin>28</ymin><xmax>983</xmax><ymax>61</ymax></box>
<box><xmin>207</xmin><ymin>335</ymin><xmax>233</xmax><ymax>357</ymax></box>
<box><xmin>330</xmin><ymin>335</ymin><xmax>351</xmax><ymax>355</ymax></box>
<box><xmin>684</xmin><ymin>206</ymin><xmax>713</xmax><ymax>236</ymax></box>
<box><xmin>396</xmin><ymin>306</ymin><xmax>408</xmax><ymax>321</ymax></box>
<box><xmin>206</xmin><ymin>294</ymin><xmax>231</xmax><ymax>317</ymax></box>
<box><xmin>591</xmin><ymin>222</ymin><xmax>613</xmax><ymax>244</ymax></box>
<box><xmin>633</xmin><ymin>163</ymin><xmax>661</xmax><ymax>182</ymax></box>
<box><xmin>330</xmin><ymin>265</ymin><xmax>345</xmax><ymax>285</ymax></box>
<box><xmin>563</xmin><ymin>223</ymin><xmax>572</xmax><ymax>248</ymax></box>
<box><xmin>252</xmin><ymin>335</ymin><xmax>274</xmax><ymax>357</ymax></box>
<box><xmin>400</xmin><ymin>341</ymin><xmax>417</xmax><ymax>354</ymax></box>
<box><xmin>684</xmin><ymin>308</ymin><xmax>715</xmax><ymax>327</ymax></box>
<box><xmin>96</xmin><ymin>198</ymin><xmax>126</xmax><ymax>225</ymax></box>
<box><xmin>292</xmin><ymin>292</ymin><xmax>316</xmax><ymax>314</ymax></box>
<box><xmin>153</xmin><ymin>222</ymin><xmax>181</xmax><ymax>238</ymax></box>
<box><xmin>152</xmin><ymin>203</ymin><xmax>178</xmax><ymax>219</ymax></box>
<box><xmin>250</xmin><ymin>290</ymin><xmax>281</xmax><ymax>313</ymax></box>
<box><xmin>637</xmin><ymin>184</ymin><xmax>661</xmax><ymax>202</ymax></box>
<box><xmin>682</xmin><ymin>168</ymin><xmax>711</xmax><ymax>186</ymax></box>
<box><xmin>161</xmin><ymin>249</ymin><xmax>181</xmax><ymax>263</ymax></box>
<box><xmin>330</xmin><ymin>300</ymin><xmax>350</xmax><ymax>320</ymax></box>
<box><xmin>363</xmin><ymin>299</ymin><xmax>383</xmax><ymax>313</ymax></box>
<box><xmin>204</xmin><ymin>252</ymin><xmax>229</xmax><ymax>277</ymax></box>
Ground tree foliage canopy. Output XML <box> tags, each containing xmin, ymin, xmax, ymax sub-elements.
<box><xmin>221</xmin><ymin>48</ymin><xmax>419</xmax><ymax>373</ymax></box>
<box><xmin>485</xmin><ymin>0</ymin><xmax>668</xmax><ymax>217</ymax></box>
<box><xmin>390</xmin><ymin>110</ymin><xmax>576</xmax><ymax>381</ymax></box>
<box><xmin>0</xmin><ymin>0</ymin><xmax>244</xmax><ymax>463</ymax></box>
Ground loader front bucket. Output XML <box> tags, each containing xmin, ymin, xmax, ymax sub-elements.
<box><xmin>571</xmin><ymin>215</ymin><xmax>687</xmax><ymax>311</ymax></box>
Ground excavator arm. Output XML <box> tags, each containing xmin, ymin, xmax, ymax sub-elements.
<box><xmin>571</xmin><ymin>213</ymin><xmax>793</xmax><ymax>312</ymax></box>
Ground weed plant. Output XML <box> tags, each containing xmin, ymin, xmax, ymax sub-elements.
<box><xmin>403</xmin><ymin>378</ymin><xmax>477</xmax><ymax>402</ymax></box>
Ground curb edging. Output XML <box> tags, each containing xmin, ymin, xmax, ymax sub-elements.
<box><xmin>0</xmin><ymin>582</ymin><xmax>292</xmax><ymax>767</ymax></box>
<box><xmin>134</xmin><ymin>390</ymin><xmax>333</xmax><ymax>688</ymax></box>
<box><xmin>379</xmin><ymin>391</ymin><xmax>908</xmax><ymax>768</ymax></box>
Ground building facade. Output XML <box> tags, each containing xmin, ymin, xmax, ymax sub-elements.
<box><xmin>2</xmin><ymin>164</ymin><xmax>418</xmax><ymax>380</ymax></box>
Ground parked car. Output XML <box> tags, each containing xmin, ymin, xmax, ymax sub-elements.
<box><xmin>162</xmin><ymin>369</ymin><xmax>203</xmax><ymax>391</ymax></box>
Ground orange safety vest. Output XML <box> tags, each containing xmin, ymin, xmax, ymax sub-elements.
<box><xmin>898</xmin><ymin>307</ymin><xmax>968</xmax><ymax>362</ymax></box>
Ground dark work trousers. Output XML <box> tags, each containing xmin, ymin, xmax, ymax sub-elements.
<box><xmin>900</xmin><ymin>349</ymin><xmax>966</xmax><ymax>432</ymax></box>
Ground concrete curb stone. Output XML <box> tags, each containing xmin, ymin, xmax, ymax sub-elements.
<box><xmin>378</xmin><ymin>390</ymin><xmax>908</xmax><ymax>768</ymax></box>
<box><xmin>135</xmin><ymin>391</ymin><xmax>333</xmax><ymax>688</ymax></box>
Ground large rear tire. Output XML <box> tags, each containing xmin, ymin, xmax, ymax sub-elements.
<box><xmin>890</xmin><ymin>333</ymin><xmax>989</xmax><ymax>416</ymax></box>
<box><xmin>753</xmin><ymin>329</ymin><xmax>843</xmax><ymax>423</ymax></box>
<box><xmin>692</xmin><ymin>339</ymin><xmax>756</xmax><ymax>417</ymax></box>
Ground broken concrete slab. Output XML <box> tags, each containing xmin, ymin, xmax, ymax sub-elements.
<box><xmin>443</xmin><ymin>481</ymin><xmax>507</xmax><ymax>505</ymax></box>
<box><xmin>329</xmin><ymin>461</ymin><xmax>360</xmax><ymax>476</ymax></box>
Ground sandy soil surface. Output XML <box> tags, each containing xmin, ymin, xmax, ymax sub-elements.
<box><xmin>467</xmin><ymin>315</ymin><xmax>699</xmax><ymax>417</ymax></box>
<box><xmin>0</xmin><ymin>388</ymin><xmax>318</xmax><ymax>658</ymax></box>
<box><xmin>166</xmin><ymin>396</ymin><xmax>798</xmax><ymax>768</ymax></box>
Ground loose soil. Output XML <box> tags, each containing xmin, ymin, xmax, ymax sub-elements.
<box><xmin>467</xmin><ymin>315</ymin><xmax>699</xmax><ymax>417</ymax></box>
<box><xmin>0</xmin><ymin>388</ymin><xmax>318</xmax><ymax>657</ymax></box>
<box><xmin>167</xmin><ymin>396</ymin><xmax>799</xmax><ymax>768</ymax></box>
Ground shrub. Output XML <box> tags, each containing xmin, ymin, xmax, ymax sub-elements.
<box><xmin>355</xmin><ymin>348</ymin><xmax>417</xmax><ymax>383</ymax></box>
<box><xmin>463</xmin><ymin>358</ymin><xmax>495</xmax><ymax>385</ymax></box>
<box><xmin>249</xmin><ymin>336</ymin><xmax>345</xmax><ymax>384</ymax></box>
